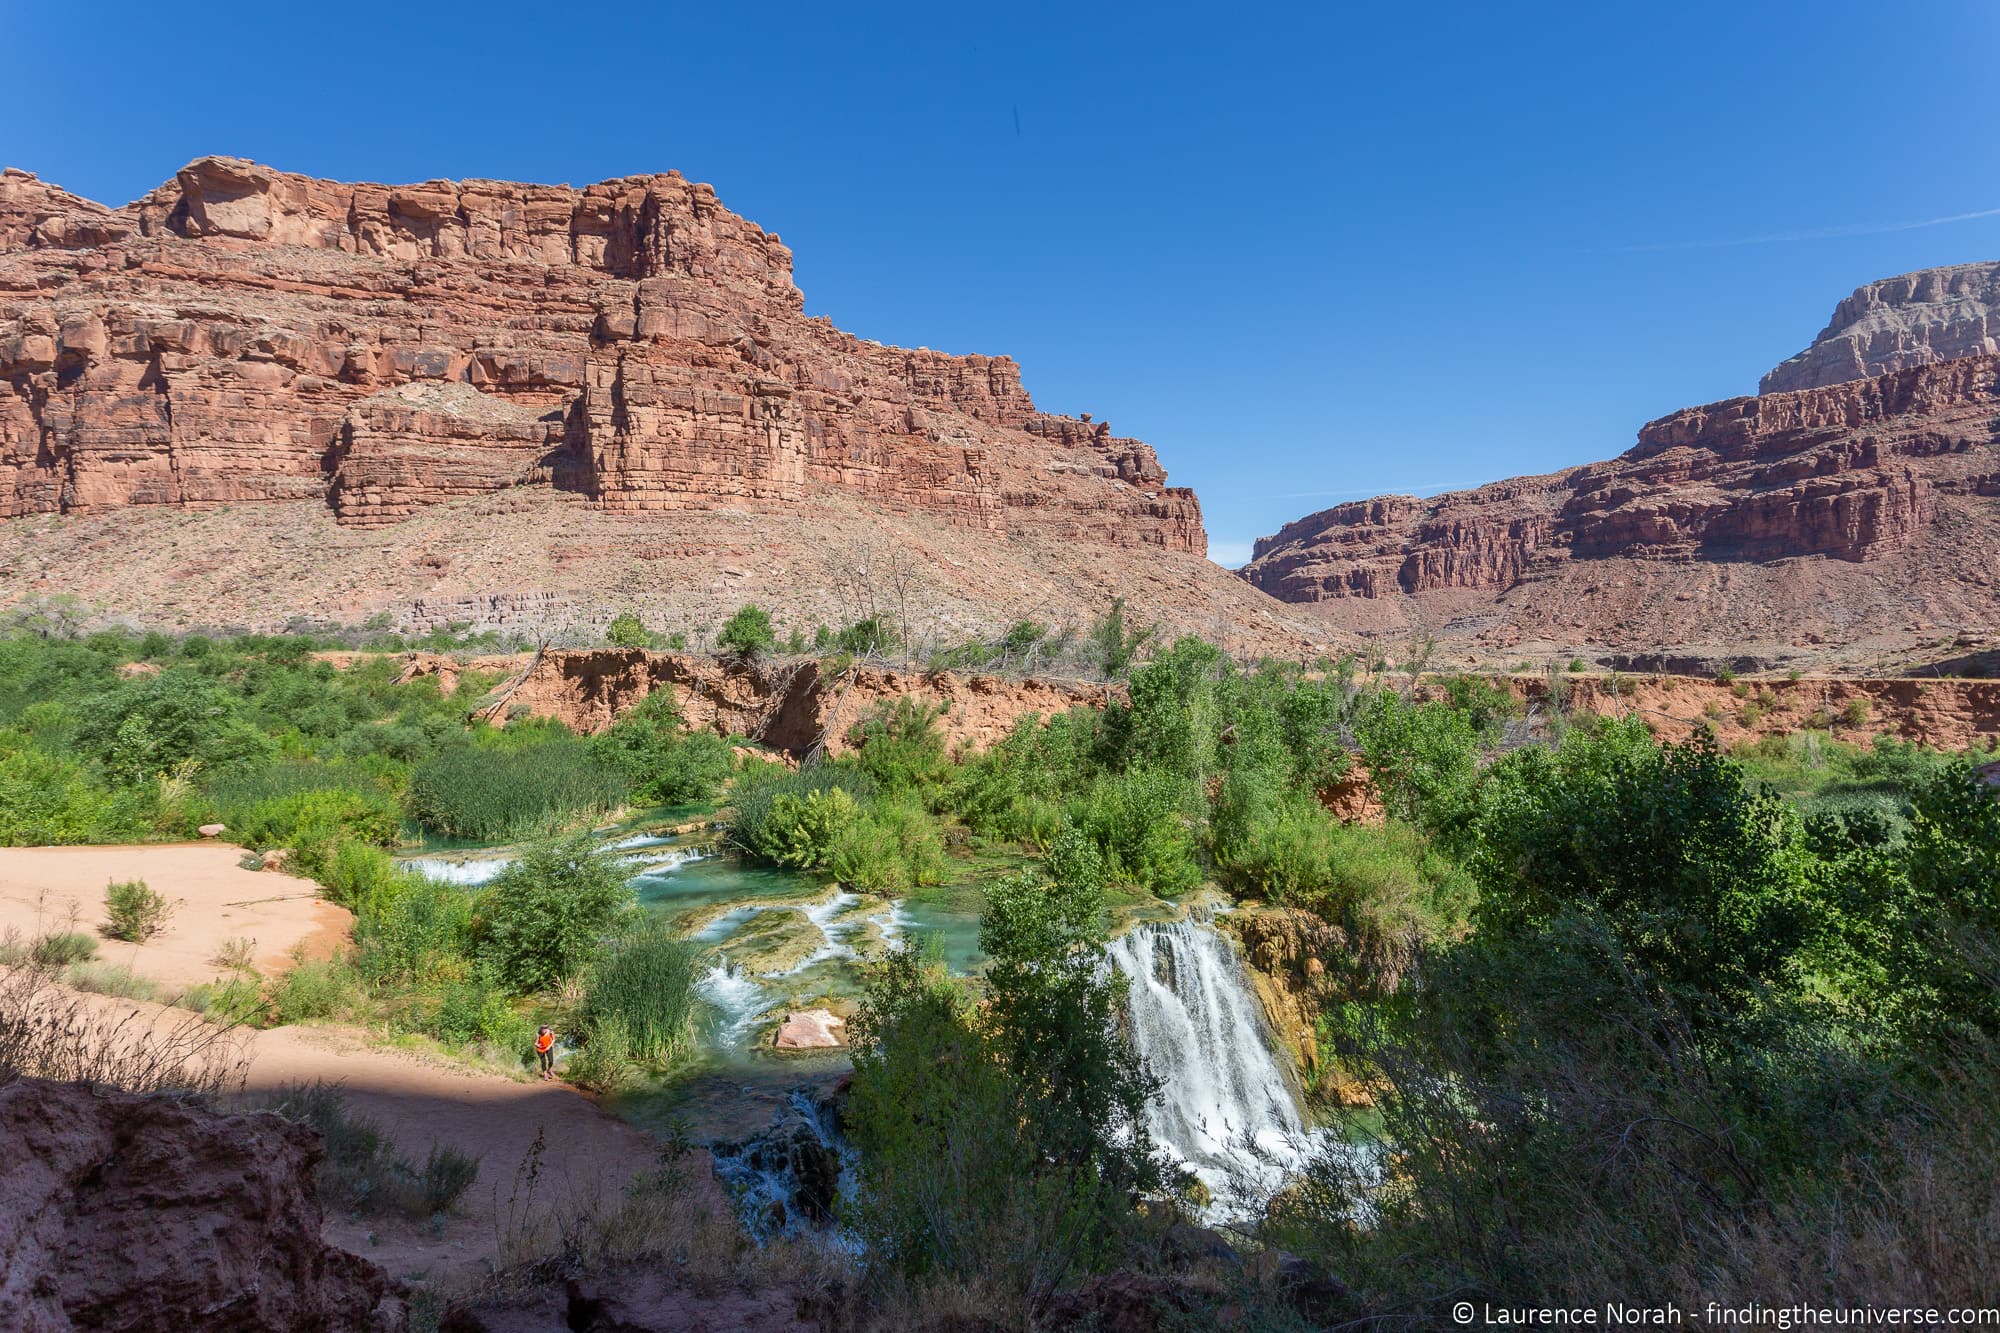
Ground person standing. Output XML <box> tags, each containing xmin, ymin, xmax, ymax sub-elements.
<box><xmin>534</xmin><ymin>1025</ymin><xmax>557</xmax><ymax>1080</ymax></box>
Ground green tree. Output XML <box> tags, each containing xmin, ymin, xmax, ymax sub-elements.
<box><xmin>1471</xmin><ymin>719</ymin><xmax>1813</xmax><ymax>1028</ymax></box>
<box><xmin>606</xmin><ymin>612</ymin><xmax>648</xmax><ymax>648</ymax></box>
<box><xmin>848</xmin><ymin>828</ymin><xmax>1165</xmax><ymax>1304</ymax></box>
<box><xmin>475</xmin><ymin>833</ymin><xmax>634</xmax><ymax>992</ymax></box>
<box><xmin>716</xmin><ymin>604</ymin><xmax>776</xmax><ymax>661</ymax></box>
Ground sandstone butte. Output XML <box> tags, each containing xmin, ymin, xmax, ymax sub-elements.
<box><xmin>1240</xmin><ymin>263</ymin><xmax>2000</xmax><ymax>669</ymax></box>
<box><xmin>0</xmin><ymin>158</ymin><xmax>1316</xmax><ymax>654</ymax></box>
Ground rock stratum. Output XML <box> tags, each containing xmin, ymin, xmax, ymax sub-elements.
<box><xmin>1243</xmin><ymin>267</ymin><xmax>2000</xmax><ymax>666</ymax></box>
<box><xmin>1761</xmin><ymin>261</ymin><xmax>2000</xmax><ymax>394</ymax></box>
<box><xmin>0</xmin><ymin>158</ymin><xmax>1311</xmax><ymax>650</ymax></box>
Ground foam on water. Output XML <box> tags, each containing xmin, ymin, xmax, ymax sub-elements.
<box><xmin>700</xmin><ymin>962</ymin><xmax>772</xmax><ymax>1050</ymax></box>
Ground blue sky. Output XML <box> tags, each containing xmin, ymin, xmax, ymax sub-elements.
<box><xmin>6</xmin><ymin>0</ymin><xmax>1997</xmax><ymax>566</ymax></box>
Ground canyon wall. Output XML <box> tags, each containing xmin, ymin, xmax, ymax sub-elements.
<box><xmin>1241</xmin><ymin>341</ymin><xmax>2000</xmax><ymax>662</ymax></box>
<box><xmin>1761</xmin><ymin>261</ymin><xmax>2000</xmax><ymax>394</ymax></box>
<box><xmin>0</xmin><ymin>158</ymin><xmax>1202</xmax><ymax>553</ymax></box>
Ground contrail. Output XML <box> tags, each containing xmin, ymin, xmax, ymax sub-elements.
<box><xmin>1609</xmin><ymin>205</ymin><xmax>2000</xmax><ymax>253</ymax></box>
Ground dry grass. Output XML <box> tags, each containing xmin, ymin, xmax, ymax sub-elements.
<box><xmin>0</xmin><ymin>961</ymin><xmax>249</xmax><ymax>1097</ymax></box>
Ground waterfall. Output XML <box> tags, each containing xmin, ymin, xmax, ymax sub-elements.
<box><xmin>1106</xmin><ymin>919</ymin><xmax>1316</xmax><ymax>1212</ymax></box>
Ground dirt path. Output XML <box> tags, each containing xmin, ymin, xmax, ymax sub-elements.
<box><xmin>241</xmin><ymin>1022</ymin><xmax>659</xmax><ymax>1286</ymax></box>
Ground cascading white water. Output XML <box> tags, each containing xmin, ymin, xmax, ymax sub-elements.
<box><xmin>1106</xmin><ymin>919</ymin><xmax>1317</xmax><ymax>1211</ymax></box>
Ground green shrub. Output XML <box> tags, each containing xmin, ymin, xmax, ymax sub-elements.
<box><xmin>848</xmin><ymin>698</ymin><xmax>952</xmax><ymax>799</ymax></box>
<box><xmin>181</xmin><ymin>975</ymin><xmax>263</xmax><ymax>1023</ymax></box>
<box><xmin>1352</xmin><ymin>689</ymin><xmax>1482</xmax><ymax>848</ymax></box>
<box><xmin>30</xmin><ymin>931</ymin><xmax>98</xmax><ymax>967</ymax></box>
<box><xmin>259</xmin><ymin>1082</ymin><xmax>482</xmax><ymax>1218</ymax></box>
<box><xmin>1567</xmin><ymin>657</ymin><xmax>1586</xmax><ymax>673</ymax></box>
<box><xmin>405</xmin><ymin>737</ymin><xmax>630</xmax><ymax>841</ymax></box>
<box><xmin>592</xmin><ymin>690</ymin><xmax>734</xmax><ymax>805</ymax></box>
<box><xmin>0</xmin><ymin>744</ymin><xmax>139</xmax><ymax>844</ymax></box>
<box><xmin>63</xmin><ymin>961</ymin><xmax>159</xmax><ymax>1001</ymax></box>
<box><xmin>606</xmin><ymin>613</ymin><xmax>648</xmax><ymax>648</ymax></box>
<box><xmin>427</xmin><ymin>980</ymin><xmax>532</xmax><ymax>1051</ymax></box>
<box><xmin>103</xmin><ymin>878</ymin><xmax>173</xmax><ymax>942</ymax></box>
<box><xmin>832</xmin><ymin>795</ymin><xmax>950</xmax><ymax>893</ymax></box>
<box><xmin>72</xmin><ymin>669</ymin><xmax>273</xmax><ymax>784</ymax></box>
<box><xmin>267</xmin><ymin>956</ymin><xmax>360</xmax><ymax>1024</ymax></box>
<box><xmin>1842</xmin><ymin>698</ymin><xmax>1872</xmax><ymax>727</ymax></box>
<box><xmin>833</xmin><ymin>615</ymin><xmax>900</xmax><ymax>657</ymax></box>
<box><xmin>716</xmin><ymin>604</ymin><xmax>776</xmax><ymax>661</ymax></box>
<box><xmin>1063</xmin><ymin>767</ymin><xmax>1201</xmax><ymax>896</ymax></box>
<box><xmin>1213</xmin><ymin>770</ymin><xmax>1468</xmax><ymax>940</ymax></box>
<box><xmin>354</xmin><ymin>875</ymin><xmax>476</xmax><ymax>986</ymax></box>
<box><xmin>565</xmin><ymin>1015</ymin><xmax>635</xmax><ymax>1092</ymax></box>
<box><xmin>475</xmin><ymin>833</ymin><xmax>635</xmax><ymax>993</ymax></box>
<box><xmin>584</xmin><ymin>921</ymin><xmax>709</xmax><ymax>1066</ymax></box>
<box><xmin>229</xmin><ymin>786</ymin><xmax>401</xmax><ymax>881</ymax></box>
<box><xmin>729</xmin><ymin>765</ymin><xmax>874</xmax><ymax>860</ymax></box>
<box><xmin>1472</xmin><ymin>718</ymin><xmax>1811</xmax><ymax>1030</ymax></box>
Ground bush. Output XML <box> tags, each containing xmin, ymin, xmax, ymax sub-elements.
<box><xmin>259</xmin><ymin>1082</ymin><xmax>482</xmax><ymax>1218</ymax></box>
<box><xmin>0</xmin><ymin>744</ymin><xmax>141</xmax><ymax>844</ymax></box>
<box><xmin>1352</xmin><ymin>689</ymin><xmax>1482</xmax><ymax>848</ymax></box>
<box><xmin>1842</xmin><ymin>697</ymin><xmax>1872</xmax><ymax>727</ymax></box>
<box><xmin>30</xmin><ymin>931</ymin><xmax>98</xmax><ymax>967</ymax></box>
<box><xmin>584</xmin><ymin>921</ymin><xmax>709</xmax><ymax>1067</ymax></box>
<box><xmin>1472</xmin><ymin>719</ymin><xmax>1813</xmax><ymax>1030</ymax></box>
<box><xmin>426</xmin><ymin>980</ymin><xmax>532</xmax><ymax>1052</ymax></box>
<box><xmin>475</xmin><ymin>834</ymin><xmax>635</xmax><ymax>993</ymax></box>
<box><xmin>354</xmin><ymin>873</ymin><xmax>475</xmax><ymax>985</ymax></box>
<box><xmin>62</xmin><ymin>961</ymin><xmax>160</xmax><ymax>1001</ymax></box>
<box><xmin>405</xmin><ymin>737</ymin><xmax>630</xmax><ymax>841</ymax></box>
<box><xmin>592</xmin><ymin>690</ymin><xmax>734</xmax><ymax>805</ymax></box>
<box><xmin>1213</xmin><ymin>770</ymin><xmax>1467</xmax><ymax>940</ymax></box>
<box><xmin>716</xmin><ymin>604</ymin><xmax>776</xmax><ymax>661</ymax></box>
<box><xmin>229</xmin><ymin>785</ymin><xmax>401</xmax><ymax>882</ymax></box>
<box><xmin>72</xmin><ymin>669</ymin><xmax>273</xmax><ymax>784</ymax></box>
<box><xmin>1063</xmin><ymin>767</ymin><xmax>1201</xmax><ymax>896</ymax></box>
<box><xmin>267</xmin><ymin>956</ymin><xmax>360</xmax><ymax>1024</ymax></box>
<box><xmin>831</xmin><ymin>795</ymin><xmax>950</xmax><ymax>893</ymax></box>
<box><xmin>848</xmin><ymin>698</ymin><xmax>952</xmax><ymax>799</ymax></box>
<box><xmin>606</xmin><ymin>613</ymin><xmax>648</xmax><ymax>648</ymax></box>
<box><xmin>103</xmin><ymin>878</ymin><xmax>173</xmax><ymax>942</ymax></box>
<box><xmin>729</xmin><ymin>765</ymin><xmax>875</xmax><ymax>862</ymax></box>
<box><xmin>565</xmin><ymin>1015</ymin><xmax>636</xmax><ymax>1093</ymax></box>
<box><xmin>180</xmin><ymin>974</ymin><xmax>263</xmax><ymax>1023</ymax></box>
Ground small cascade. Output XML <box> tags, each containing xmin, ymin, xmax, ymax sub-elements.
<box><xmin>710</xmin><ymin>1088</ymin><xmax>859</xmax><ymax>1246</ymax></box>
<box><xmin>397</xmin><ymin>854</ymin><xmax>513</xmax><ymax>886</ymax></box>
<box><xmin>699</xmin><ymin>962</ymin><xmax>771</xmax><ymax>1050</ymax></box>
<box><xmin>1106</xmin><ymin>919</ymin><xmax>1316</xmax><ymax>1212</ymax></box>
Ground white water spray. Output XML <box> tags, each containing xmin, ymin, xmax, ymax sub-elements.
<box><xmin>1106</xmin><ymin>919</ymin><xmax>1318</xmax><ymax>1211</ymax></box>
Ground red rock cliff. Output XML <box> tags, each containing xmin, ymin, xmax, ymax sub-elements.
<box><xmin>0</xmin><ymin>158</ymin><xmax>1204</xmax><ymax>554</ymax></box>
<box><xmin>1240</xmin><ymin>353</ymin><xmax>2000</xmax><ymax>659</ymax></box>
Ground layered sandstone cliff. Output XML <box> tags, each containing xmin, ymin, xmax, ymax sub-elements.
<box><xmin>0</xmin><ymin>157</ymin><xmax>1201</xmax><ymax>551</ymax></box>
<box><xmin>1242</xmin><ymin>348</ymin><xmax>2000</xmax><ymax>662</ymax></box>
<box><xmin>1761</xmin><ymin>261</ymin><xmax>2000</xmax><ymax>394</ymax></box>
<box><xmin>0</xmin><ymin>158</ymin><xmax>1318</xmax><ymax>647</ymax></box>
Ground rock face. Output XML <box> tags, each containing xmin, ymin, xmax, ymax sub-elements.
<box><xmin>475</xmin><ymin>646</ymin><xmax>1119</xmax><ymax>752</ymax></box>
<box><xmin>1241</xmin><ymin>351</ymin><xmax>2000</xmax><ymax>661</ymax></box>
<box><xmin>0</xmin><ymin>1075</ymin><xmax>404</xmax><ymax>1332</ymax></box>
<box><xmin>0</xmin><ymin>157</ymin><xmax>1201</xmax><ymax>555</ymax></box>
<box><xmin>1762</xmin><ymin>262</ymin><xmax>2000</xmax><ymax>394</ymax></box>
